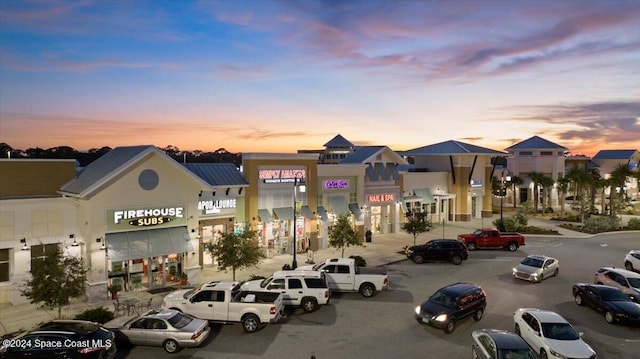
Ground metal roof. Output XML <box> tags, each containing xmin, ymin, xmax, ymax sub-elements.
<box><xmin>505</xmin><ymin>136</ymin><xmax>567</xmax><ymax>150</ymax></box>
<box><xmin>340</xmin><ymin>146</ymin><xmax>386</xmax><ymax>163</ymax></box>
<box><xmin>181</xmin><ymin>163</ymin><xmax>248</xmax><ymax>186</ymax></box>
<box><xmin>323</xmin><ymin>134</ymin><xmax>354</xmax><ymax>148</ymax></box>
<box><xmin>592</xmin><ymin>149</ymin><xmax>638</xmax><ymax>160</ymax></box>
<box><xmin>401</xmin><ymin>140</ymin><xmax>505</xmax><ymax>156</ymax></box>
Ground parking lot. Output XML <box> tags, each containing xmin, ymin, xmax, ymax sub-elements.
<box><xmin>118</xmin><ymin>233</ymin><xmax>640</xmax><ymax>358</ymax></box>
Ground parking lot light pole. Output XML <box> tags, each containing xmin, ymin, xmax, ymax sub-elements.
<box><xmin>500</xmin><ymin>169</ymin><xmax>511</xmax><ymax>225</ymax></box>
<box><xmin>292</xmin><ymin>177</ymin><xmax>306</xmax><ymax>269</ymax></box>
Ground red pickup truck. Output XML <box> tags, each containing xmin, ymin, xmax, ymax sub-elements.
<box><xmin>457</xmin><ymin>229</ymin><xmax>525</xmax><ymax>251</ymax></box>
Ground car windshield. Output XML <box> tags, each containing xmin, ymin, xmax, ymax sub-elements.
<box><xmin>498</xmin><ymin>349</ymin><xmax>537</xmax><ymax>359</ymax></box>
<box><xmin>541</xmin><ymin>323</ymin><xmax>579</xmax><ymax>340</ymax></box>
<box><xmin>259</xmin><ymin>277</ymin><xmax>274</xmax><ymax>288</ymax></box>
<box><xmin>312</xmin><ymin>262</ymin><xmax>326</xmax><ymax>271</ymax></box>
<box><xmin>520</xmin><ymin>257</ymin><xmax>543</xmax><ymax>268</ymax></box>
<box><xmin>472</xmin><ymin>230</ymin><xmax>483</xmax><ymax>237</ymax></box>
<box><xmin>168</xmin><ymin>312</ymin><xmax>193</xmax><ymax>329</ymax></box>
<box><xmin>627</xmin><ymin>277</ymin><xmax>640</xmax><ymax>288</ymax></box>
<box><xmin>602</xmin><ymin>289</ymin><xmax>632</xmax><ymax>302</ymax></box>
<box><xmin>429</xmin><ymin>290</ymin><xmax>457</xmax><ymax>308</ymax></box>
<box><xmin>184</xmin><ymin>288</ymin><xmax>199</xmax><ymax>299</ymax></box>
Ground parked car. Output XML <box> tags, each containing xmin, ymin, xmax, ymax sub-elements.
<box><xmin>572</xmin><ymin>283</ymin><xmax>640</xmax><ymax>325</ymax></box>
<box><xmin>240</xmin><ymin>270</ymin><xmax>330</xmax><ymax>312</ymax></box>
<box><xmin>414</xmin><ymin>282</ymin><xmax>486</xmax><ymax>334</ymax></box>
<box><xmin>296</xmin><ymin>258</ymin><xmax>389</xmax><ymax>298</ymax></box>
<box><xmin>457</xmin><ymin>228</ymin><xmax>526</xmax><ymax>251</ymax></box>
<box><xmin>106</xmin><ymin>308</ymin><xmax>210</xmax><ymax>353</ymax></box>
<box><xmin>512</xmin><ymin>254</ymin><xmax>559</xmax><ymax>283</ymax></box>
<box><xmin>0</xmin><ymin>320</ymin><xmax>116</xmax><ymax>359</ymax></box>
<box><xmin>471</xmin><ymin>329</ymin><xmax>536</xmax><ymax>359</ymax></box>
<box><xmin>513</xmin><ymin>308</ymin><xmax>597</xmax><ymax>359</ymax></box>
<box><xmin>594</xmin><ymin>266</ymin><xmax>640</xmax><ymax>303</ymax></box>
<box><xmin>405</xmin><ymin>239</ymin><xmax>468</xmax><ymax>265</ymax></box>
<box><xmin>162</xmin><ymin>281</ymin><xmax>284</xmax><ymax>333</ymax></box>
<box><xmin>624</xmin><ymin>250</ymin><xmax>640</xmax><ymax>272</ymax></box>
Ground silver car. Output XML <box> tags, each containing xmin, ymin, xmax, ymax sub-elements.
<box><xmin>594</xmin><ymin>266</ymin><xmax>640</xmax><ymax>303</ymax></box>
<box><xmin>107</xmin><ymin>308</ymin><xmax>210</xmax><ymax>353</ymax></box>
<box><xmin>512</xmin><ymin>255</ymin><xmax>559</xmax><ymax>283</ymax></box>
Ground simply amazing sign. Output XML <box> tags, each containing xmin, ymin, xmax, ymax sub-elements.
<box><xmin>106</xmin><ymin>205</ymin><xmax>187</xmax><ymax>231</ymax></box>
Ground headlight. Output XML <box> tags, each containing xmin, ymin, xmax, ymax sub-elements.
<box><xmin>549</xmin><ymin>348</ymin><xmax>568</xmax><ymax>359</ymax></box>
<box><xmin>434</xmin><ymin>314</ymin><xmax>448</xmax><ymax>322</ymax></box>
<box><xmin>512</xmin><ymin>268</ymin><xmax>517</xmax><ymax>274</ymax></box>
<box><xmin>415</xmin><ymin>306</ymin><xmax>421</xmax><ymax>315</ymax></box>
<box><xmin>531</xmin><ymin>273</ymin><xmax>539</xmax><ymax>279</ymax></box>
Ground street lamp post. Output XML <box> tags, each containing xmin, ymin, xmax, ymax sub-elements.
<box><xmin>499</xmin><ymin>169</ymin><xmax>511</xmax><ymax>226</ymax></box>
<box><xmin>292</xmin><ymin>177</ymin><xmax>306</xmax><ymax>269</ymax></box>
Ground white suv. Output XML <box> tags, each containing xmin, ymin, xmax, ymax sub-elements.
<box><xmin>624</xmin><ymin>250</ymin><xmax>640</xmax><ymax>272</ymax></box>
<box><xmin>594</xmin><ymin>266</ymin><xmax>640</xmax><ymax>303</ymax></box>
<box><xmin>240</xmin><ymin>270</ymin><xmax>330</xmax><ymax>312</ymax></box>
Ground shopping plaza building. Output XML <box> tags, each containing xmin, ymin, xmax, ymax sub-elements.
<box><xmin>1</xmin><ymin>136</ymin><xmax>637</xmax><ymax>304</ymax></box>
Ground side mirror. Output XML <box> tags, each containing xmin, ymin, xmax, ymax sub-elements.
<box><xmin>579</xmin><ymin>331</ymin><xmax>584</xmax><ymax>337</ymax></box>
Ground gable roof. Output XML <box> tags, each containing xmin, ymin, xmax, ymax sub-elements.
<box><xmin>401</xmin><ymin>140</ymin><xmax>505</xmax><ymax>156</ymax></box>
<box><xmin>59</xmin><ymin>145</ymin><xmax>209</xmax><ymax>198</ymax></box>
<box><xmin>592</xmin><ymin>149</ymin><xmax>638</xmax><ymax>160</ymax></box>
<box><xmin>324</xmin><ymin>134</ymin><xmax>354</xmax><ymax>147</ymax></box>
<box><xmin>182</xmin><ymin>163</ymin><xmax>248</xmax><ymax>186</ymax></box>
<box><xmin>340</xmin><ymin>146</ymin><xmax>407</xmax><ymax>164</ymax></box>
<box><xmin>505</xmin><ymin>136</ymin><xmax>567</xmax><ymax>150</ymax></box>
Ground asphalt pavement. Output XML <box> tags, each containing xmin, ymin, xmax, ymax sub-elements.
<box><xmin>0</xmin><ymin>215</ymin><xmax>596</xmax><ymax>336</ymax></box>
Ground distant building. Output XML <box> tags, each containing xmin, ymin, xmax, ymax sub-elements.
<box><xmin>592</xmin><ymin>149</ymin><xmax>640</xmax><ymax>201</ymax></box>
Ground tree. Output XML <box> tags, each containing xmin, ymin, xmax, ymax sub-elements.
<box><xmin>539</xmin><ymin>175</ymin><xmax>554</xmax><ymax>214</ymax></box>
<box><xmin>205</xmin><ymin>227</ymin><xmax>265</xmax><ymax>281</ymax></box>
<box><xmin>528</xmin><ymin>172</ymin><xmax>545</xmax><ymax>213</ymax></box>
<box><xmin>557</xmin><ymin>177</ymin><xmax>570</xmax><ymax>217</ymax></box>
<box><xmin>328</xmin><ymin>214</ymin><xmax>362</xmax><ymax>258</ymax></box>
<box><xmin>608</xmin><ymin>163</ymin><xmax>633</xmax><ymax>218</ymax></box>
<box><xmin>401</xmin><ymin>210</ymin><xmax>432</xmax><ymax>246</ymax></box>
<box><xmin>509</xmin><ymin>176</ymin><xmax>523</xmax><ymax>208</ymax></box>
<box><xmin>20</xmin><ymin>246</ymin><xmax>87</xmax><ymax>318</ymax></box>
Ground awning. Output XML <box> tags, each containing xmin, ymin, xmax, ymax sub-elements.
<box><xmin>387</xmin><ymin>163</ymin><xmax>400</xmax><ymax>180</ymax></box>
<box><xmin>349</xmin><ymin>203</ymin><xmax>363</xmax><ymax>219</ymax></box>
<box><xmin>365</xmin><ymin>164</ymin><xmax>377</xmax><ymax>181</ymax></box>
<box><xmin>400</xmin><ymin>201</ymin><xmax>408</xmax><ymax>213</ymax></box>
<box><xmin>273</xmin><ymin>207</ymin><xmax>294</xmax><ymax>220</ymax></box>
<box><xmin>374</xmin><ymin>163</ymin><xmax>390</xmax><ymax>181</ymax></box>
<box><xmin>300</xmin><ymin>205</ymin><xmax>315</xmax><ymax>219</ymax></box>
<box><xmin>317</xmin><ymin>206</ymin><xmax>328</xmax><ymax>221</ymax></box>
<box><xmin>414</xmin><ymin>188</ymin><xmax>435</xmax><ymax>204</ymax></box>
<box><xmin>106</xmin><ymin>227</ymin><xmax>194</xmax><ymax>262</ymax></box>
<box><xmin>328</xmin><ymin>196</ymin><xmax>350</xmax><ymax>215</ymax></box>
<box><xmin>258</xmin><ymin>209</ymin><xmax>274</xmax><ymax>223</ymax></box>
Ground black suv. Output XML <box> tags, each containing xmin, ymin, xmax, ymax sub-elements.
<box><xmin>405</xmin><ymin>239</ymin><xmax>468</xmax><ymax>265</ymax></box>
<box><xmin>414</xmin><ymin>282</ymin><xmax>486</xmax><ymax>333</ymax></box>
<box><xmin>0</xmin><ymin>320</ymin><xmax>117</xmax><ymax>359</ymax></box>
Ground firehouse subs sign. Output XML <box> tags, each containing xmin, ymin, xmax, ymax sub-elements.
<box><xmin>107</xmin><ymin>205</ymin><xmax>187</xmax><ymax>231</ymax></box>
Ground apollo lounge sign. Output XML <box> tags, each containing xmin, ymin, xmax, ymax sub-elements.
<box><xmin>198</xmin><ymin>198</ymin><xmax>237</xmax><ymax>214</ymax></box>
<box><xmin>107</xmin><ymin>205</ymin><xmax>187</xmax><ymax>231</ymax></box>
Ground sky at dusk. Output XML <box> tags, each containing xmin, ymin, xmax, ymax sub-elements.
<box><xmin>1</xmin><ymin>0</ymin><xmax>639</xmax><ymax>157</ymax></box>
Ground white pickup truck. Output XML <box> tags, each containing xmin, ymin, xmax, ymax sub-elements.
<box><xmin>162</xmin><ymin>281</ymin><xmax>284</xmax><ymax>333</ymax></box>
<box><xmin>297</xmin><ymin>258</ymin><xmax>389</xmax><ymax>298</ymax></box>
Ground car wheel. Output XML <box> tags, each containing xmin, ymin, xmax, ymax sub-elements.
<box><xmin>515</xmin><ymin>324</ymin><xmax>521</xmax><ymax>336</ymax></box>
<box><xmin>508</xmin><ymin>242</ymin><xmax>518</xmax><ymax>252</ymax></box>
<box><xmin>553</xmin><ymin>268</ymin><xmax>559</xmax><ymax>277</ymax></box>
<box><xmin>163</xmin><ymin>339</ymin><xmax>180</xmax><ymax>353</ymax></box>
<box><xmin>451</xmin><ymin>255</ymin><xmax>462</xmax><ymax>265</ymax></box>
<box><xmin>625</xmin><ymin>261</ymin><xmax>634</xmax><ymax>271</ymax></box>
<box><xmin>540</xmin><ymin>349</ymin><xmax>548</xmax><ymax>359</ymax></box>
<box><xmin>467</xmin><ymin>242</ymin><xmax>477</xmax><ymax>251</ymax></box>
<box><xmin>473</xmin><ymin>308</ymin><xmax>484</xmax><ymax>321</ymax></box>
<box><xmin>242</xmin><ymin>314</ymin><xmax>261</xmax><ymax>333</ymax></box>
<box><xmin>412</xmin><ymin>255</ymin><xmax>424</xmax><ymax>264</ymax></box>
<box><xmin>360</xmin><ymin>283</ymin><xmax>375</xmax><ymax>298</ymax></box>
<box><xmin>444</xmin><ymin>319</ymin><xmax>456</xmax><ymax>334</ymax></box>
<box><xmin>605</xmin><ymin>311</ymin><xmax>615</xmax><ymax>324</ymax></box>
<box><xmin>575</xmin><ymin>294</ymin><xmax>584</xmax><ymax>306</ymax></box>
<box><xmin>301</xmin><ymin>297</ymin><xmax>318</xmax><ymax>313</ymax></box>
<box><xmin>537</xmin><ymin>274</ymin><xmax>544</xmax><ymax>283</ymax></box>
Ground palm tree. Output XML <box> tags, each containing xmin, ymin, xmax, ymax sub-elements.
<box><xmin>539</xmin><ymin>176</ymin><xmax>555</xmax><ymax>214</ymax></box>
<box><xmin>509</xmin><ymin>176</ymin><xmax>523</xmax><ymax>208</ymax></box>
<box><xmin>557</xmin><ymin>177</ymin><xmax>570</xmax><ymax>217</ymax></box>
<box><xmin>566</xmin><ymin>167</ymin><xmax>590</xmax><ymax>223</ymax></box>
<box><xmin>608</xmin><ymin>163</ymin><xmax>633</xmax><ymax>218</ymax></box>
<box><xmin>528</xmin><ymin>172</ymin><xmax>545</xmax><ymax>213</ymax></box>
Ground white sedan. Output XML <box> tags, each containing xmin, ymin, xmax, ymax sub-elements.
<box><xmin>512</xmin><ymin>255</ymin><xmax>559</xmax><ymax>283</ymax></box>
<box><xmin>513</xmin><ymin>308</ymin><xmax>596</xmax><ymax>359</ymax></box>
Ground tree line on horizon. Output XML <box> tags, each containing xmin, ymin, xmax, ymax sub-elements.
<box><xmin>0</xmin><ymin>143</ymin><xmax>242</xmax><ymax>167</ymax></box>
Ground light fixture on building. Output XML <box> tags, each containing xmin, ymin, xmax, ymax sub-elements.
<box><xmin>20</xmin><ymin>238</ymin><xmax>28</xmax><ymax>250</ymax></box>
<box><xmin>97</xmin><ymin>237</ymin><xmax>106</xmax><ymax>250</ymax></box>
<box><xmin>71</xmin><ymin>238</ymin><xmax>79</xmax><ymax>247</ymax></box>
<box><xmin>225</xmin><ymin>188</ymin><xmax>230</xmax><ymax>195</ymax></box>
<box><xmin>238</xmin><ymin>188</ymin><xmax>243</xmax><ymax>195</ymax></box>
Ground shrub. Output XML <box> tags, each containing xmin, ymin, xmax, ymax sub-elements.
<box><xmin>74</xmin><ymin>306</ymin><xmax>114</xmax><ymax>324</ymax></box>
<box><xmin>627</xmin><ymin>217</ymin><xmax>640</xmax><ymax>230</ymax></box>
<box><xmin>349</xmin><ymin>255</ymin><xmax>367</xmax><ymax>267</ymax></box>
<box><xmin>583</xmin><ymin>216</ymin><xmax>621</xmax><ymax>233</ymax></box>
<box><xmin>494</xmin><ymin>214</ymin><xmax>527</xmax><ymax>232</ymax></box>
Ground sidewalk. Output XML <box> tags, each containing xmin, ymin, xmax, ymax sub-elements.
<box><xmin>0</xmin><ymin>215</ymin><xmax>587</xmax><ymax>336</ymax></box>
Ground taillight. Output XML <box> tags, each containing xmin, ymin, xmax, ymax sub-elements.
<box><xmin>384</xmin><ymin>278</ymin><xmax>389</xmax><ymax>285</ymax></box>
<box><xmin>191</xmin><ymin>328</ymin><xmax>203</xmax><ymax>339</ymax></box>
<box><xmin>325</xmin><ymin>290</ymin><xmax>329</xmax><ymax>298</ymax></box>
<box><xmin>270</xmin><ymin>306</ymin><xmax>276</xmax><ymax>314</ymax></box>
